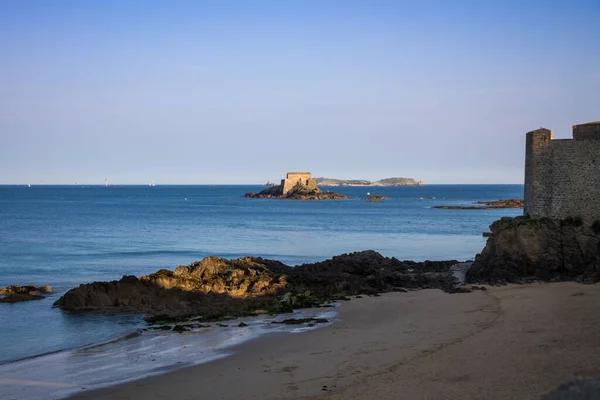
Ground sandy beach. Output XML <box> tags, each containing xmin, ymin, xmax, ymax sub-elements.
<box><xmin>69</xmin><ymin>282</ymin><xmax>600</xmax><ymax>400</ymax></box>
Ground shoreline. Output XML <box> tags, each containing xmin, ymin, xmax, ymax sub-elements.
<box><xmin>70</xmin><ymin>282</ymin><xmax>600</xmax><ymax>400</ymax></box>
<box><xmin>70</xmin><ymin>288</ymin><xmax>496</xmax><ymax>399</ymax></box>
<box><xmin>0</xmin><ymin>306</ymin><xmax>338</xmax><ymax>400</ymax></box>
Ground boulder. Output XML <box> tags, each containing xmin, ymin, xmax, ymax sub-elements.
<box><xmin>467</xmin><ymin>216</ymin><xmax>600</xmax><ymax>284</ymax></box>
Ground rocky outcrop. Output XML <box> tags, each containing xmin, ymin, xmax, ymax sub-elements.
<box><xmin>151</xmin><ymin>256</ymin><xmax>289</xmax><ymax>296</ymax></box>
<box><xmin>365</xmin><ymin>194</ymin><xmax>390</xmax><ymax>202</ymax></box>
<box><xmin>433</xmin><ymin>199</ymin><xmax>524</xmax><ymax>210</ymax></box>
<box><xmin>245</xmin><ymin>183</ymin><xmax>348</xmax><ymax>200</ymax></box>
<box><xmin>54</xmin><ymin>257</ymin><xmax>289</xmax><ymax>315</ymax></box>
<box><xmin>290</xmin><ymin>251</ymin><xmax>459</xmax><ymax>296</ymax></box>
<box><xmin>0</xmin><ymin>285</ymin><xmax>52</xmax><ymax>303</ymax></box>
<box><xmin>55</xmin><ymin>251</ymin><xmax>462</xmax><ymax>316</ymax></box>
<box><xmin>467</xmin><ymin>216</ymin><xmax>600</xmax><ymax>284</ymax></box>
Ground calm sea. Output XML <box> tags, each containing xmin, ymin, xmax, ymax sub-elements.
<box><xmin>0</xmin><ymin>184</ymin><xmax>522</xmax><ymax>368</ymax></box>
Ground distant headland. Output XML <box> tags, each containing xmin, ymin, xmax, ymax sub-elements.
<box><xmin>316</xmin><ymin>177</ymin><xmax>424</xmax><ymax>186</ymax></box>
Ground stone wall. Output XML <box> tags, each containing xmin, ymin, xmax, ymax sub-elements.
<box><xmin>525</xmin><ymin>122</ymin><xmax>600</xmax><ymax>220</ymax></box>
<box><xmin>573</xmin><ymin>121</ymin><xmax>600</xmax><ymax>140</ymax></box>
<box><xmin>524</xmin><ymin>128</ymin><xmax>552</xmax><ymax>216</ymax></box>
<box><xmin>281</xmin><ymin>172</ymin><xmax>315</xmax><ymax>195</ymax></box>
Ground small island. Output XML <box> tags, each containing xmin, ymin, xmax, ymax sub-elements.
<box><xmin>316</xmin><ymin>177</ymin><xmax>424</xmax><ymax>186</ymax></box>
<box><xmin>432</xmin><ymin>199</ymin><xmax>524</xmax><ymax>210</ymax></box>
<box><xmin>245</xmin><ymin>172</ymin><xmax>349</xmax><ymax>200</ymax></box>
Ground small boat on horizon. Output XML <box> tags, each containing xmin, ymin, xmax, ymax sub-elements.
<box><xmin>264</xmin><ymin>180</ymin><xmax>275</xmax><ymax>186</ymax></box>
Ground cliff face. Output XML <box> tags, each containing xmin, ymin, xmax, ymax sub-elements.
<box><xmin>467</xmin><ymin>216</ymin><xmax>600</xmax><ymax>284</ymax></box>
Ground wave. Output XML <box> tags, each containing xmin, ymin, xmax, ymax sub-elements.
<box><xmin>0</xmin><ymin>329</ymin><xmax>142</xmax><ymax>366</ymax></box>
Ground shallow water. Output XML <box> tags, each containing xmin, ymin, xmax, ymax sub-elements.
<box><xmin>0</xmin><ymin>308</ymin><xmax>337</xmax><ymax>400</ymax></box>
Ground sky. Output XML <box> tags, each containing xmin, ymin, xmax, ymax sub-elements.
<box><xmin>1</xmin><ymin>0</ymin><xmax>599</xmax><ymax>185</ymax></box>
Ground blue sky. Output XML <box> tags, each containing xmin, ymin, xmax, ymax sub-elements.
<box><xmin>1</xmin><ymin>0</ymin><xmax>599</xmax><ymax>184</ymax></box>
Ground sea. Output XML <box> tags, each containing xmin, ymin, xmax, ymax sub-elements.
<box><xmin>0</xmin><ymin>184</ymin><xmax>523</xmax><ymax>399</ymax></box>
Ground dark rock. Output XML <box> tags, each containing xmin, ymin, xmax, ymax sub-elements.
<box><xmin>0</xmin><ymin>293</ymin><xmax>45</xmax><ymax>303</ymax></box>
<box><xmin>172</xmin><ymin>325</ymin><xmax>190</xmax><ymax>333</ymax></box>
<box><xmin>467</xmin><ymin>216</ymin><xmax>600</xmax><ymax>284</ymax></box>
<box><xmin>238</xmin><ymin>322</ymin><xmax>248</xmax><ymax>327</ymax></box>
<box><xmin>365</xmin><ymin>194</ymin><xmax>390</xmax><ymax>202</ymax></box>
<box><xmin>55</xmin><ymin>250</ymin><xmax>462</xmax><ymax>318</ymax></box>
<box><xmin>433</xmin><ymin>199</ymin><xmax>524</xmax><ymax>210</ymax></box>
<box><xmin>55</xmin><ymin>257</ymin><xmax>289</xmax><ymax>315</ymax></box>
<box><xmin>290</xmin><ymin>250</ymin><xmax>458</xmax><ymax>298</ymax></box>
<box><xmin>0</xmin><ymin>285</ymin><xmax>52</xmax><ymax>303</ymax></box>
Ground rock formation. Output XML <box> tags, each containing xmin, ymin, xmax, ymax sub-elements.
<box><xmin>54</xmin><ymin>257</ymin><xmax>289</xmax><ymax>315</ymax></box>
<box><xmin>365</xmin><ymin>194</ymin><xmax>390</xmax><ymax>202</ymax></box>
<box><xmin>432</xmin><ymin>199</ymin><xmax>523</xmax><ymax>210</ymax></box>
<box><xmin>0</xmin><ymin>285</ymin><xmax>52</xmax><ymax>303</ymax></box>
<box><xmin>466</xmin><ymin>216</ymin><xmax>600</xmax><ymax>284</ymax></box>
<box><xmin>55</xmin><ymin>251</ymin><xmax>461</xmax><ymax>317</ymax></box>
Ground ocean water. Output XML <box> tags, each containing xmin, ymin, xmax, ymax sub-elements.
<box><xmin>0</xmin><ymin>184</ymin><xmax>522</xmax><ymax>397</ymax></box>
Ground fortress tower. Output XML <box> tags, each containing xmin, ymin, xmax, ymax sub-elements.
<box><xmin>524</xmin><ymin>121</ymin><xmax>600</xmax><ymax>220</ymax></box>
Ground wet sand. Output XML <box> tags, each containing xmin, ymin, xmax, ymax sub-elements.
<box><xmin>73</xmin><ymin>283</ymin><xmax>600</xmax><ymax>400</ymax></box>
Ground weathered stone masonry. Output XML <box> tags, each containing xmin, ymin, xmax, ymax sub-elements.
<box><xmin>524</xmin><ymin>121</ymin><xmax>600</xmax><ymax>220</ymax></box>
<box><xmin>281</xmin><ymin>172</ymin><xmax>317</xmax><ymax>195</ymax></box>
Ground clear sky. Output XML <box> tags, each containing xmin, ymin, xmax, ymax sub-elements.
<box><xmin>1</xmin><ymin>0</ymin><xmax>599</xmax><ymax>184</ymax></box>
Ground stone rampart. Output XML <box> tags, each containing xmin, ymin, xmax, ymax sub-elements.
<box><xmin>524</xmin><ymin>122</ymin><xmax>600</xmax><ymax>220</ymax></box>
<box><xmin>281</xmin><ymin>172</ymin><xmax>316</xmax><ymax>195</ymax></box>
<box><xmin>573</xmin><ymin>121</ymin><xmax>600</xmax><ymax>140</ymax></box>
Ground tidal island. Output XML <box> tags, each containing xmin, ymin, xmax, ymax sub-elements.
<box><xmin>245</xmin><ymin>172</ymin><xmax>349</xmax><ymax>200</ymax></box>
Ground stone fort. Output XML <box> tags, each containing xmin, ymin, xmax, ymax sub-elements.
<box><xmin>281</xmin><ymin>172</ymin><xmax>317</xmax><ymax>195</ymax></box>
<box><xmin>525</xmin><ymin>121</ymin><xmax>600</xmax><ymax>220</ymax></box>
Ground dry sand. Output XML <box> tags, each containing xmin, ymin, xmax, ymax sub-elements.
<box><xmin>73</xmin><ymin>283</ymin><xmax>600</xmax><ymax>400</ymax></box>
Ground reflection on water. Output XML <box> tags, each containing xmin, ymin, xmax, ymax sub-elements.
<box><xmin>0</xmin><ymin>308</ymin><xmax>337</xmax><ymax>400</ymax></box>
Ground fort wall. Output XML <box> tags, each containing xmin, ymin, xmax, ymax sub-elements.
<box><xmin>281</xmin><ymin>172</ymin><xmax>317</xmax><ymax>195</ymax></box>
<box><xmin>524</xmin><ymin>122</ymin><xmax>600</xmax><ymax>220</ymax></box>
